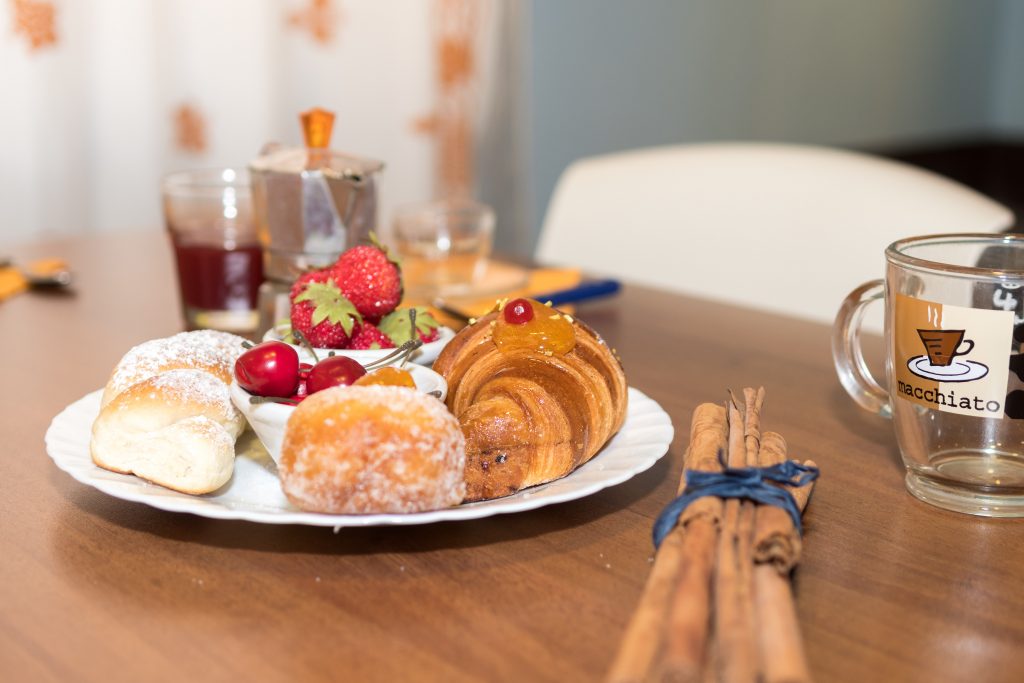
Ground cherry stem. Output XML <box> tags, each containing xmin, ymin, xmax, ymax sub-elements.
<box><xmin>291</xmin><ymin>328</ymin><xmax>320</xmax><ymax>363</ymax></box>
<box><xmin>406</xmin><ymin>308</ymin><xmax>417</xmax><ymax>368</ymax></box>
<box><xmin>363</xmin><ymin>339</ymin><xmax>422</xmax><ymax>370</ymax></box>
<box><xmin>241</xmin><ymin>340</ymin><xmax>255</xmax><ymax>349</ymax></box>
<box><xmin>249</xmin><ymin>395</ymin><xmax>300</xmax><ymax>406</ymax></box>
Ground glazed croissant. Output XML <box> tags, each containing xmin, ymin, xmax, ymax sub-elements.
<box><xmin>433</xmin><ymin>309</ymin><xmax>628</xmax><ymax>501</ymax></box>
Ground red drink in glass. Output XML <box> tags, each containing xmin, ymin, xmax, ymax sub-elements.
<box><xmin>171</xmin><ymin>240</ymin><xmax>263</xmax><ymax>311</ymax></box>
<box><xmin>163</xmin><ymin>169</ymin><xmax>262</xmax><ymax>333</ymax></box>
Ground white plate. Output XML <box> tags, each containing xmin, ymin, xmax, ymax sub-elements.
<box><xmin>262</xmin><ymin>324</ymin><xmax>455</xmax><ymax>366</ymax></box>
<box><xmin>45</xmin><ymin>388</ymin><xmax>672</xmax><ymax>528</ymax></box>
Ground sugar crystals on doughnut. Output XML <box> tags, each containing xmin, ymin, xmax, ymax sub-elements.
<box><xmin>279</xmin><ymin>386</ymin><xmax>466</xmax><ymax>514</ymax></box>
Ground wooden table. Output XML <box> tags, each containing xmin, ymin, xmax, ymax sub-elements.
<box><xmin>3</xmin><ymin>232</ymin><xmax>1022</xmax><ymax>683</ymax></box>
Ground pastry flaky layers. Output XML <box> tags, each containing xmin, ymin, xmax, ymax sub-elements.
<box><xmin>279</xmin><ymin>385</ymin><xmax>466</xmax><ymax>514</ymax></box>
<box><xmin>90</xmin><ymin>330</ymin><xmax>247</xmax><ymax>494</ymax></box>
<box><xmin>433</xmin><ymin>310</ymin><xmax>628</xmax><ymax>502</ymax></box>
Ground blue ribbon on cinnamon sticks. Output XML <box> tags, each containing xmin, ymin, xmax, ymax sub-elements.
<box><xmin>652</xmin><ymin>457</ymin><xmax>819</xmax><ymax>549</ymax></box>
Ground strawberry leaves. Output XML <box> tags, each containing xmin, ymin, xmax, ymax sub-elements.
<box><xmin>294</xmin><ymin>281</ymin><xmax>362</xmax><ymax>335</ymax></box>
<box><xmin>380</xmin><ymin>306</ymin><xmax>441</xmax><ymax>345</ymax></box>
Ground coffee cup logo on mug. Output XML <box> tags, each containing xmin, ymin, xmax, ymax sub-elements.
<box><xmin>834</xmin><ymin>233</ymin><xmax>1024</xmax><ymax>517</ymax></box>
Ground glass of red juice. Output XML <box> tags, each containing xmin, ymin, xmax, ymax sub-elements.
<box><xmin>162</xmin><ymin>168</ymin><xmax>263</xmax><ymax>334</ymax></box>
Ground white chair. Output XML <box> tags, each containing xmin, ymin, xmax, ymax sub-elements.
<box><xmin>536</xmin><ymin>143</ymin><xmax>1014</xmax><ymax>325</ymax></box>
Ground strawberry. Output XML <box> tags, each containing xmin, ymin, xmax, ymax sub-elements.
<box><xmin>349</xmin><ymin>322</ymin><xmax>397</xmax><ymax>350</ymax></box>
<box><xmin>379</xmin><ymin>306</ymin><xmax>442</xmax><ymax>346</ymax></box>
<box><xmin>289</xmin><ymin>267</ymin><xmax>333</xmax><ymax>300</ymax></box>
<box><xmin>290</xmin><ymin>278</ymin><xmax>362</xmax><ymax>349</ymax></box>
<box><xmin>332</xmin><ymin>238</ymin><xmax>403</xmax><ymax>318</ymax></box>
<box><xmin>418</xmin><ymin>327</ymin><xmax>441</xmax><ymax>344</ymax></box>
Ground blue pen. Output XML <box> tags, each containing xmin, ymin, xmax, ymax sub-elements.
<box><xmin>533</xmin><ymin>279</ymin><xmax>621</xmax><ymax>307</ymax></box>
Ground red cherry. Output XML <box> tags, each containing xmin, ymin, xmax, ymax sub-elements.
<box><xmin>289</xmin><ymin>378</ymin><xmax>309</xmax><ymax>402</ymax></box>
<box><xmin>503</xmin><ymin>298</ymin><xmax>534</xmax><ymax>325</ymax></box>
<box><xmin>306</xmin><ymin>355</ymin><xmax>367</xmax><ymax>394</ymax></box>
<box><xmin>234</xmin><ymin>341</ymin><xmax>300</xmax><ymax>397</ymax></box>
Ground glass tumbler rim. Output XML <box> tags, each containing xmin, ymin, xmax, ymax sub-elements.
<box><xmin>392</xmin><ymin>198</ymin><xmax>496</xmax><ymax>238</ymax></box>
<box><xmin>886</xmin><ymin>232</ymin><xmax>1024</xmax><ymax>280</ymax></box>
<box><xmin>162</xmin><ymin>167</ymin><xmax>251</xmax><ymax>197</ymax></box>
<box><xmin>395</xmin><ymin>198</ymin><xmax>493</xmax><ymax>219</ymax></box>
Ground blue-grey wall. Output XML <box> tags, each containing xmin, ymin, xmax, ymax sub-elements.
<box><xmin>991</xmin><ymin>0</ymin><xmax>1024</xmax><ymax>132</ymax></box>
<box><xmin>509</xmin><ymin>0</ymin><xmax>1023</xmax><ymax>255</ymax></box>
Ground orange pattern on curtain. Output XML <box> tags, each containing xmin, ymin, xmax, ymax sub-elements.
<box><xmin>413</xmin><ymin>0</ymin><xmax>479</xmax><ymax>199</ymax></box>
<box><xmin>12</xmin><ymin>0</ymin><xmax>57</xmax><ymax>51</ymax></box>
<box><xmin>288</xmin><ymin>0</ymin><xmax>342</xmax><ymax>46</ymax></box>
<box><xmin>2</xmin><ymin>1</ymin><xmax>500</xmax><ymax>245</ymax></box>
<box><xmin>173</xmin><ymin>104</ymin><xmax>208</xmax><ymax>155</ymax></box>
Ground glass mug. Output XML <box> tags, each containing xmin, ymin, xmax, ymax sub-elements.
<box><xmin>834</xmin><ymin>233</ymin><xmax>1024</xmax><ymax>517</ymax></box>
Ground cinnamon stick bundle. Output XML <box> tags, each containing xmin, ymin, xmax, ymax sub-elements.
<box><xmin>607</xmin><ymin>404</ymin><xmax>726</xmax><ymax>683</ymax></box>
<box><xmin>606</xmin><ymin>388</ymin><xmax>818</xmax><ymax>683</ymax></box>
<box><xmin>709</xmin><ymin>393</ymin><xmax>761</xmax><ymax>683</ymax></box>
<box><xmin>753</xmin><ymin>430</ymin><xmax>816</xmax><ymax>683</ymax></box>
<box><xmin>658</xmin><ymin>404</ymin><xmax>727</xmax><ymax>682</ymax></box>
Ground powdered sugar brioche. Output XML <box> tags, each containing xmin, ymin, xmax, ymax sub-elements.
<box><xmin>90</xmin><ymin>369</ymin><xmax>245</xmax><ymax>494</ymax></box>
<box><xmin>101</xmin><ymin>329</ymin><xmax>246</xmax><ymax>406</ymax></box>
<box><xmin>279</xmin><ymin>386</ymin><xmax>466</xmax><ymax>514</ymax></box>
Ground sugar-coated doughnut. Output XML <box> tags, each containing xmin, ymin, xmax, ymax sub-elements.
<box><xmin>279</xmin><ymin>386</ymin><xmax>466</xmax><ymax>514</ymax></box>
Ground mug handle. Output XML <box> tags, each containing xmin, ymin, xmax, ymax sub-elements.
<box><xmin>832</xmin><ymin>279</ymin><xmax>891</xmax><ymax>418</ymax></box>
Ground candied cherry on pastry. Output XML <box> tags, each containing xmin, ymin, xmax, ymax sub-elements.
<box><xmin>493</xmin><ymin>298</ymin><xmax>576</xmax><ymax>355</ymax></box>
<box><xmin>234</xmin><ymin>341</ymin><xmax>301</xmax><ymax>397</ymax></box>
<box><xmin>305</xmin><ymin>355</ymin><xmax>367</xmax><ymax>394</ymax></box>
<box><xmin>503</xmin><ymin>298</ymin><xmax>534</xmax><ymax>325</ymax></box>
<box><xmin>354</xmin><ymin>366</ymin><xmax>416</xmax><ymax>389</ymax></box>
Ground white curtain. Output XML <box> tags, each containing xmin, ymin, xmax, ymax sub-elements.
<box><xmin>0</xmin><ymin>0</ymin><xmax>509</xmax><ymax>247</ymax></box>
